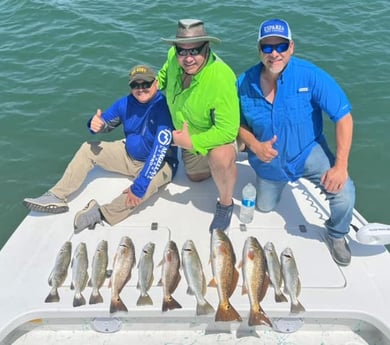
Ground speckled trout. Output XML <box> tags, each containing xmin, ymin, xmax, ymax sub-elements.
<box><xmin>182</xmin><ymin>240</ymin><xmax>214</xmax><ymax>315</ymax></box>
<box><xmin>45</xmin><ymin>241</ymin><xmax>72</xmax><ymax>303</ymax></box>
<box><xmin>280</xmin><ymin>247</ymin><xmax>305</xmax><ymax>314</ymax></box>
<box><xmin>89</xmin><ymin>240</ymin><xmax>108</xmax><ymax>304</ymax></box>
<box><xmin>264</xmin><ymin>241</ymin><xmax>288</xmax><ymax>303</ymax></box>
<box><xmin>71</xmin><ymin>242</ymin><xmax>89</xmax><ymax>307</ymax></box>
<box><xmin>136</xmin><ymin>242</ymin><xmax>155</xmax><ymax>306</ymax></box>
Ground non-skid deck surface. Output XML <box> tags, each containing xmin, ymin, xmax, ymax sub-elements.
<box><xmin>1</xmin><ymin>156</ymin><xmax>390</xmax><ymax>344</ymax></box>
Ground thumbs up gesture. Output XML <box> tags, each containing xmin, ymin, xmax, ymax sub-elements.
<box><xmin>173</xmin><ymin>121</ymin><xmax>193</xmax><ymax>150</ymax></box>
<box><xmin>90</xmin><ymin>108</ymin><xmax>106</xmax><ymax>133</ymax></box>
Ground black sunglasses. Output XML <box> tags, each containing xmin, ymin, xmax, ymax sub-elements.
<box><xmin>260</xmin><ymin>42</ymin><xmax>290</xmax><ymax>54</ymax></box>
<box><xmin>175</xmin><ymin>42</ymin><xmax>208</xmax><ymax>57</ymax></box>
<box><xmin>130</xmin><ymin>80</ymin><xmax>155</xmax><ymax>90</ymax></box>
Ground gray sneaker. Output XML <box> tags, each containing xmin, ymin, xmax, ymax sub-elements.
<box><xmin>73</xmin><ymin>199</ymin><xmax>103</xmax><ymax>234</ymax></box>
<box><xmin>23</xmin><ymin>192</ymin><xmax>68</xmax><ymax>214</ymax></box>
<box><xmin>326</xmin><ymin>234</ymin><xmax>351</xmax><ymax>266</ymax></box>
<box><xmin>209</xmin><ymin>201</ymin><xmax>234</xmax><ymax>232</ymax></box>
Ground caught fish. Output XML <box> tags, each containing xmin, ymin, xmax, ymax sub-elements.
<box><xmin>158</xmin><ymin>240</ymin><xmax>182</xmax><ymax>312</ymax></box>
<box><xmin>280</xmin><ymin>247</ymin><xmax>305</xmax><ymax>314</ymax></box>
<box><xmin>264</xmin><ymin>241</ymin><xmax>288</xmax><ymax>303</ymax></box>
<box><xmin>88</xmin><ymin>240</ymin><xmax>109</xmax><ymax>304</ymax></box>
<box><xmin>45</xmin><ymin>241</ymin><xmax>72</xmax><ymax>303</ymax></box>
<box><xmin>70</xmin><ymin>242</ymin><xmax>89</xmax><ymax>307</ymax></box>
<box><xmin>241</xmin><ymin>236</ymin><xmax>272</xmax><ymax>327</ymax></box>
<box><xmin>109</xmin><ymin>236</ymin><xmax>136</xmax><ymax>313</ymax></box>
<box><xmin>209</xmin><ymin>230</ymin><xmax>241</xmax><ymax>322</ymax></box>
<box><xmin>136</xmin><ymin>242</ymin><xmax>155</xmax><ymax>306</ymax></box>
<box><xmin>181</xmin><ymin>240</ymin><xmax>214</xmax><ymax>315</ymax></box>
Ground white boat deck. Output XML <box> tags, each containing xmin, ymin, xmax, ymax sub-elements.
<box><xmin>1</xmin><ymin>154</ymin><xmax>390</xmax><ymax>345</ymax></box>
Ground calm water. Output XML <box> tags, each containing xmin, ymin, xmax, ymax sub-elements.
<box><xmin>1</xmin><ymin>0</ymin><xmax>389</xmax><ymax>249</ymax></box>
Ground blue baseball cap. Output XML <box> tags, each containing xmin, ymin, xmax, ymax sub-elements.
<box><xmin>258</xmin><ymin>19</ymin><xmax>292</xmax><ymax>42</ymax></box>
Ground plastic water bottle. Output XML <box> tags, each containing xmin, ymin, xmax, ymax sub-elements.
<box><xmin>239</xmin><ymin>182</ymin><xmax>257</xmax><ymax>224</ymax></box>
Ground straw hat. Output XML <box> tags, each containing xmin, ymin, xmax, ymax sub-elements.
<box><xmin>161</xmin><ymin>19</ymin><xmax>221</xmax><ymax>44</ymax></box>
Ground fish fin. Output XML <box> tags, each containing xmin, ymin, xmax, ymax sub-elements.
<box><xmin>73</xmin><ymin>292</ymin><xmax>86</xmax><ymax>307</ymax></box>
<box><xmin>136</xmin><ymin>293</ymin><xmax>153</xmax><ymax>306</ymax></box>
<box><xmin>228</xmin><ymin>268</ymin><xmax>240</xmax><ymax>297</ymax></box>
<box><xmin>82</xmin><ymin>273</ymin><xmax>89</xmax><ymax>290</ymax></box>
<box><xmin>106</xmin><ymin>269</ymin><xmax>113</xmax><ymax>278</ymax></box>
<box><xmin>186</xmin><ymin>286</ymin><xmax>195</xmax><ymax>295</ymax></box>
<box><xmin>201</xmin><ymin>273</ymin><xmax>207</xmax><ymax>295</ymax></box>
<box><xmin>259</xmin><ymin>275</ymin><xmax>269</xmax><ymax>301</ymax></box>
<box><xmin>157</xmin><ymin>258</ymin><xmax>164</xmax><ymax>267</ymax></box>
<box><xmin>215</xmin><ymin>302</ymin><xmax>242</xmax><ymax>322</ymax></box>
<box><xmin>110</xmin><ymin>296</ymin><xmax>128</xmax><ymax>313</ymax></box>
<box><xmin>162</xmin><ymin>295</ymin><xmax>182</xmax><ymax>312</ymax></box>
<box><xmin>147</xmin><ymin>274</ymin><xmax>154</xmax><ymax>290</ymax></box>
<box><xmin>291</xmin><ymin>300</ymin><xmax>305</xmax><ymax>314</ymax></box>
<box><xmin>87</xmin><ymin>279</ymin><xmax>92</xmax><ymax>287</ymax></box>
<box><xmin>248</xmin><ymin>306</ymin><xmax>272</xmax><ymax>327</ymax></box>
<box><xmin>275</xmin><ymin>291</ymin><xmax>288</xmax><ymax>303</ymax></box>
<box><xmin>44</xmin><ymin>287</ymin><xmax>59</xmax><ymax>303</ymax></box>
<box><xmin>157</xmin><ymin>278</ymin><xmax>163</xmax><ymax>287</ymax></box>
<box><xmin>89</xmin><ymin>289</ymin><xmax>103</xmax><ymax>304</ymax></box>
<box><xmin>297</xmin><ymin>278</ymin><xmax>302</xmax><ymax>297</ymax></box>
<box><xmin>171</xmin><ymin>273</ymin><xmax>181</xmax><ymax>292</ymax></box>
<box><xmin>47</xmin><ymin>271</ymin><xmax>54</xmax><ymax>286</ymax></box>
<box><xmin>196</xmin><ymin>300</ymin><xmax>215</xmax><ymax>315</ymax></box>
<box><xmin>70</xmin><ymin>281</ymin><xmax>74</xmax><ymax>290</ymax></box>
<box><xmin>208</xmin><ymin>277</ymin><xmax>217</xmax><ymax>288</ymax></box>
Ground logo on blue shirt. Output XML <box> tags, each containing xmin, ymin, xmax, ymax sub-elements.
<box><xmin>158</xmin><ymin>129</ymin><xmax>172</xmax><ymax>146</ymax></box>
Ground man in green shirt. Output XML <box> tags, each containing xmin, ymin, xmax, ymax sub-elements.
<box><xmin>158</xmin><ymin>19</ymin><xmax>240</xmax><ymax>232</ymax></box>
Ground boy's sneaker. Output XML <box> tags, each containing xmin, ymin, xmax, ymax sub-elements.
<box><xmin>326</xmin><ymin>234</ymin><xmax>351</xmax><ymax>266</ymax></box>
<box><xmin>209</xmin><ymin>201</ymin><xmax>234</xmax><ymax>232</ymax></box>
<box><xmin>23</xmin><ymin>192</ymin><xmax>68</xmax><ymax>214</ymax></box>
<box><xmin>74</xmin><ymin>199</ymin><xmax>103</xmax><ymax>234</ymax></box>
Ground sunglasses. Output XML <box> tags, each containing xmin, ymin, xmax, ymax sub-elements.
<box><xmin>260</xmin><ymin>42</ymin><xmax>290</xmax><ymax>54</ymax></box>
<box><xmin>175</xmin><ymin>42</ymin><xmax>208</xmax><ymax>57</ymax></box>
<box><xmin>130</xmin><ymin>80</ymin><xmax>155</xmax><ymax>90</ymax></box>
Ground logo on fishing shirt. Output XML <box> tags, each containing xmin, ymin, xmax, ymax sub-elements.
<box><xmin>158</xmin><ymin>129</ymin><xmax>172</xmax><ymax>146</ymax></box>
<box><xmin>144</xmin><ymin>129</ymin><xmax>173</xmax><ymax>179</ymax></box>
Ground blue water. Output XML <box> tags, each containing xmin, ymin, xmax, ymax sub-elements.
<box><xmin>1</xmin><ymin>0</ymin><xmax>389</xmax><ymax>248</ymax></box>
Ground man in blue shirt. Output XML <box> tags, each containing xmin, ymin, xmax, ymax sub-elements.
<box><xmin>237</xmin><ymin>19</ymin><xmax>355</xmax><ymax>266</ymax></box>
<box><xmin>24</xmin><ymin>65</ymin><xmax>178</xmax><ymax>233</ymax></box>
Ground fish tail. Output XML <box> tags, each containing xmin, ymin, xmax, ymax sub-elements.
<box><xmin>136</xmin><ymin>293</ymin><xmax>153</xmax><ymax>306</ymax></box>
<box><xmin>45</xmin><ymin>287</ymin><xmax>60</xmax><ymax>303</ymax></box>
<box><xmin>215</xmin><ymin>302</ymin><xmax>242</xmax><ymax>322</ymax></box>
<box><xmin>196</xmin><ymin>299</ymin><xmax>215</xmax><ymax>316</ymax></box>
<box><xmin>162</xmin><ymin>295</ymin><xmax>182</xmax><ymax>312</ymax></box>
<box><xmin>89</xmin><ymin>288</ymin><xmax>103</xmax><ymax>305</ymax></box>
<box><xmin>248</xmin><ymin>307</ymin><xmax>272</xmax><ymax>327</ymax></box>
<box><xmin>275</xmin><ymin>291</ymin><xmax>288</xmax><ymax>303</ymax></box>
<box><xmin>73</xmin><ymin>292</ymin><xmax>86</xmax><ymax>307</ymax></box>
<box><xmin>291</xmin><ymin>300</ymin><xmax>306</xmax><ymax>314</ymax></box>
<box><xmin>110</xmin><ymin>295</ymin><xmax>128</xmax><ymax>313</ymax></box>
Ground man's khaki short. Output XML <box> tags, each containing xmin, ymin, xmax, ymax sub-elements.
<box><xmin>182</xmin><ymin>141</ymin><xmax>238</xmax><ymax>175</ymax></box>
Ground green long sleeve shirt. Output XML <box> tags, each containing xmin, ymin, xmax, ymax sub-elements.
<box><xmin>157</xmin><ymin>47</ymin><xmax>240</xmax><ymax>155</ymax></box>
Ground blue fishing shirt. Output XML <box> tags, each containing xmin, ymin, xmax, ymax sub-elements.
<box><xmin>237</xmin><ymin>56</ymin><xmax>351</xmax><ymax>181</ymax></box>
<box><xmin>88</xmin><ymin>90</ymin><xmax>178</xmax><ymax>198</ymax></box>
